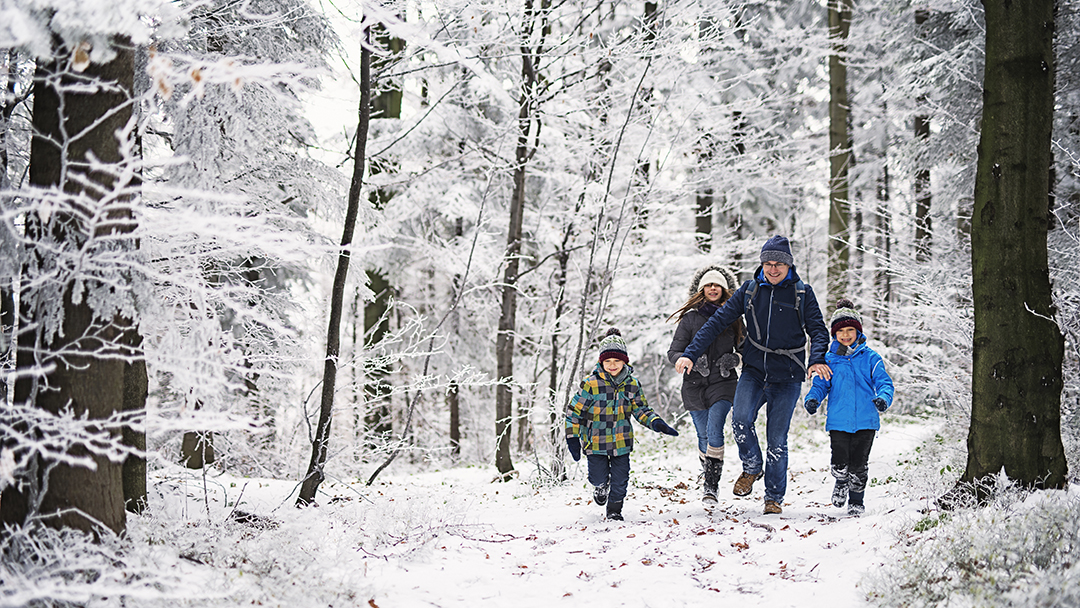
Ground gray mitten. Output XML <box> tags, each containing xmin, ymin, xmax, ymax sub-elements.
<box><xmin>694</xmin><ymin>353</ymin><xmax>710</xmax><ymax>377</ymax></box>
<box><xmin>718</xmin><ymin>353</ymin><xmax>740</xmax><ymax>378</ymax></box>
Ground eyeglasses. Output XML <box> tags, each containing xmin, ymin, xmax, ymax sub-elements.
<box><xmin>763</xmin><ymin>262</ymin><xmax>788</xmax><ymax>269</ymax></box>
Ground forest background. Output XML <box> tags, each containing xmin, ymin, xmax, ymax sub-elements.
<box><xmin>2</xmin><ymin>0</ymin><xmax>1080</xmax><ymax>605</ymax></box>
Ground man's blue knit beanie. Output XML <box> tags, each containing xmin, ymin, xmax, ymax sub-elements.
<box><xmin>760</xmin><ymin>235</ymin><xmax>794</xmax><ymax>267</ymax></box>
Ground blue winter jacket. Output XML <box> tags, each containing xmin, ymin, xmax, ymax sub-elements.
<box><xmin>805</xmin><ymin>335</ymin><xmax>894</xmax><ymax>432</ymax></box>
<box><xmin>682</xmin><ymin>266</ymin><xmax>830</xmax><ymax>383</ymax></box>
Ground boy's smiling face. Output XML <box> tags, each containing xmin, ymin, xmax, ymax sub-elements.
<box><xmin>835</xmin><ymin>326</ymin><xmax>858</xmax><ymax>347</ymax></box>
<box><xmin>602</xmin><ymin>358</ymin><xmax>626</xmax><ymax>376</ymax></box>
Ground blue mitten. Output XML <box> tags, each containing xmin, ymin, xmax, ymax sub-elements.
<box><xmin>566</xmin><ymin>437</ymin><xmax>581</xmax><ymax>461</ymax></box>
<box><xmin>651</xmin><ymin>419</ymin><xmax>679</xmax><ymax>436</ymax></box>
<box><xmin>873</xmin><ymin>398</ymin><xmax>888</xmax><ymax>413</ymax></box>
<box><xmin>804</xmin><ymin>399</ymin><xmax>819</xmax><ymax>415</ymax></box>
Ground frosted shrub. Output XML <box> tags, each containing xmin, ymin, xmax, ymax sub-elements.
<box><xmin>865</xmin><ymin>480</ymin><xmax>1080</xmax><ymax>608</ymax></box>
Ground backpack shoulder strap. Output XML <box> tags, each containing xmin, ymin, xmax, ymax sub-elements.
<box><xmin>794</xmin><ymin>280</ymin><xmax>806</xmax><ymax>329</ymax></box>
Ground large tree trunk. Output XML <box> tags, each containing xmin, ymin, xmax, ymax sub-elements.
<box><xmin>827</xmin><ymin>0</ymin><xmax>853</xmax><ymax>306</ymax></box>
<box><xmin>957</xmin><ymin>0</ymin><xmax>1066</xmax><ymax>497</ymax></box>
<box><xmin>297</xmin><ymin>32</ymin><xmax>371</xmax><ymax>506</ymax></box>
<box><xmin>495</xmin><ymin>0</ymin><xmax>548</xmax><ymax>479</ymax></box>
<box><xmin>2</xmin><ymin>39</ymin><xmax>137</xmax><ymax>536</ymax></box>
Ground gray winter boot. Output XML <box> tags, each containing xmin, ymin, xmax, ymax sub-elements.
<box><xmin>703</xmin><ymin>457</ymin><xmax>723</xmax><ymax>506</ymax></box>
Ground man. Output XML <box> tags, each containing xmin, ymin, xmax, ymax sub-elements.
<box><xmin>675</xmin><ymin>235</ymin><xmax>830</xmax><ymax>514</ymax></box>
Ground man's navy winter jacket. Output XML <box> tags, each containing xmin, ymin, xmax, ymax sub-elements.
<box><xmin>681</xmin><ymin>266</ymin><xmax>830</xmax><ymax>383</ymax></box>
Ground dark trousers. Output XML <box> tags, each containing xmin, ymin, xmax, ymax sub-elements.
<box><xmin>586</xmin><ymin>453</ymin><xmax>631</xmax><ymax>504</ymax></box>
<box><xmin>830</xmin><ymin>429</ymin><xmax>876</xmax><ymax>499</ymax></box>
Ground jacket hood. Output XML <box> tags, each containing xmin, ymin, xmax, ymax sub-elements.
<box><xmin>688</xmin><ymin>265</ymin><xmax>738</xmax><ymax>296</ymax></box>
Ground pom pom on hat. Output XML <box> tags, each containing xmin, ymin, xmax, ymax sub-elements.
<box><xmin>830</xmin><ymin>298</ymin><xmax>863</xmax><ymax>335</ymax></box>
<box><xmin>598</xmin><ymin>327</ymin><xmax>630</xmax><ymax>364</ymax></box>
<box><xmin>760</xmin><ymin>235</ymin><xmax>794</xmax><ymax>267</ymax></box>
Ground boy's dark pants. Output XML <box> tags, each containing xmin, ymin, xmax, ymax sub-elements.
<box><xmin>587</xmin><ymin>453</ymin><xmax>631</xmax><ymax>505</ymax></box>
<box><xmin>830</xmin><ymin>429</ymin><xmax>876</xmax><ymax>503</ymax></box>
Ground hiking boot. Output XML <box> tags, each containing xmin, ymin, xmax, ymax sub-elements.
<box><xmin>593</xmin><ymin>482</ymin><xmax>610</xmax><ymax>506</ymax></box>
<box><xmin>732</xmin><ymin>471</ymin><xmax>761</xmax><ymax>497</ymax></box>
<box><xmin>763</xmin><ymin>500</ymin><xmax>782</xmax><ymax>515</ymax></box>
<box><xmin>831</xmin><ymin>480</ymin><xmax>850</xmax><ymax>508</ymax></box>
<box><xmin>703</xmin><ymin>457</ymin><xmax>723</xmax><ymax>507</ymax></box>
<box><xmin>606</xmin><ymin>499</ymin><xmax>624</xmax><ymax>521</ymax></box>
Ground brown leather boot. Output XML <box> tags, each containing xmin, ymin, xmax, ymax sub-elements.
<box><xmin>732</xmin><ymin>471</ymin><xmax>761</xmax><ymax>497</ymax></box>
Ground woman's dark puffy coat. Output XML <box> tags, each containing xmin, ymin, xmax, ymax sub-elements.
<box><xmin>667</xmin><ymin>308</ymin><xmax>739</xmax><ymax>411</ymax></box>
<box><xmin>667</xmin><ymin>265</ymin><xmax>740</xmax><ymax>411</ymax></box>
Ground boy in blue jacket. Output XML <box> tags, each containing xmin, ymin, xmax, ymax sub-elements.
<box><xmin>566</xmin><ymin>328</ymin><xmax>679</xmax><ymax>521</ymax></box>
<box><xmin>804</xmin><ymin>299</ymin><xmax>894</xmax><ymax>516</ymax></box>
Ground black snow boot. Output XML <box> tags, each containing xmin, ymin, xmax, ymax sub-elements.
<box><xmin>830</xmin><ymin>465</ymin><xmax>849</xmax><ymax>508</ymax></box>
<box><xmin>606</xmin><ymin>500</ymin><xmax>624</xmax><ymax>521</ymax></box>
<box><xmin>848</xmin><ymin>491</ymin><xmax>865</xmax><ymax>516</ymax></box>
<box><xmin>593</xmin><ymin>482</ymin><xmax>610</xmax><ymax>506</ymax></box>
<box><xmin>703</xmin><ymin>457</ymin><xmax>723</xmax><ymax>506</ymax></box>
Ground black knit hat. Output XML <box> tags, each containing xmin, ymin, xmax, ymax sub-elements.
<box><xmin>830</xmin><ymin>298</ymin><xmax>863</xmax><ymax>335</ymax></box>
<box><xmin>598</xmin><ymin>328</ymin><xmax>630</xmax><ymax>364</ymax></box>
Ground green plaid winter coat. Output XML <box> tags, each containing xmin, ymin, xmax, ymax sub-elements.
<box><xmin>565</xmin><ymin>363</ymin><xmax>661</xmax><ymax>457</ymax></box>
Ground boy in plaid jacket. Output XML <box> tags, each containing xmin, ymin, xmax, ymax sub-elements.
<box><xmin>566</xmin><ymin>328</ymin><xmax>679</xmax><ymax>520</ymax></box>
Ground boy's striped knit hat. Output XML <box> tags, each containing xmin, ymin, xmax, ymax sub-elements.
<box><xmin>830</xmin><ymin>298</ymin><xmax>863</xmax><ymax>336</ymax></box>
<box><xmin>598</xmin><ymin>328</ymin><xmax>630</xmax><ymax>364</ymax></box>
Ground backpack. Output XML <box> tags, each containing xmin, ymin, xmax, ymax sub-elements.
<box><xmin>742</xmin><ymin>278</ymin><xmax>808</xmax><ymax>371</ymax></box>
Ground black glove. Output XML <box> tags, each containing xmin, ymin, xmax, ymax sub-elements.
<box><xmin>804</xmin><ymin>399</ymin><xmax>819</xmax><ymax>415</ymax></box>
<box><xmin>651</xmin><ymin>419</ymin><xmax>679</xmax><ymax>436</ymax></box>
<box><xmin>718</xmin><ymin>353</ymin><xmax>740</xmax><ymax>378</ymax></box>
<box><xmin>566</xmin><ymin>437</ymin><xmax>581</xmax><ymax>461</ymax></box>
<box><xmin>873</xmin><ymin>398</ymin><xmax>888</xmax><ymax>413</ymax></box>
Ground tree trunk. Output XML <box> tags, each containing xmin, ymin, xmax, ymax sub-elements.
<box><xmin>122</xmin><ymin>344</ymin><xmax>148</xmax><ymax>514</ymax></box>
<box><xmin>827</xmin><ymin>0</ymin><xmax>853</xmax><ymax>306</ymax></box>
<box><xmin>874</xmin><ymin>98</ymin><xmax>892</xmax><ymax>341</ymax></box>
<box><xmin>362</xmin><ymin>23</ymin><xmax>404</xmax><ymax>449</ymax></box>
<box><xmin>695</xmin><ymin>136</ymin><xmax>713</xmax><ymax>252</ymax></box>
<box><xmin>495</xmin><ymin>0</ymin><xmax>548</xmax><ymax>479</ymax></box>
<box><xmin>2</xmin><ymin>39</ymin><xmax>137</xmax><ymax>536</ymax></box>
<box><xmin>914</xmin><ymin>9</ymin><xmax>933</xmax><ymax>263</ymax></box>
<box><xmin>957</xmin><ymin>0</ymin><xmax>1066</xmax><ymax>497</ymax></box>
<box><xmin>363</xmin><ymin>269</ymin><xmax>392</xmax><ymax>448</ymax></box>
<box><xmin>297</xmin><ymin>32</ymin><xmax>371</xmax><ymax>506</ymax></box>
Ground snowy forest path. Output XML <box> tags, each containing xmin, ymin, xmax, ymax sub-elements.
<box><xmin>344</xmin><ymin>417</ymin><xmax>941</xmax><ymax>607</ymax></box>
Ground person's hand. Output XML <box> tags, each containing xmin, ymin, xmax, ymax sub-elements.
<box><xmin>808</xmin><ymin>363</ymin><xmax>832</xmax><ymax>381</ymax></box>
<box><xmin>804</xmin><ymin>399</ymin><xmax>819</xmax><ymax>415</ymax></box>
<box><xmin>651</xmin><ymin>419</ymin><xmax>679</xmax><ymax>436</ymax></box>
<box><xmin>675</xmin><ymin>356</ymin><xmax>694</xmax><ymax>374</ymax></box>
<box><xmin>718</xmin><ymin>353</ymin><xmax>740</xmax><ymax>378</ymax></box>
<box><xmin>873</xmin><ymin>397</ymin><xmax>888</xmax><ymax>413</ymax></box>
<box><xmin>566</xmin><ymin>437</ymin><xmax>581</xmax><ymax>461</ymax></box>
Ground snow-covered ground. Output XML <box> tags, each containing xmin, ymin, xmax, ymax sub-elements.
<box><xmin>138</xmin><ymin>415</ymin><xmax>942</xmax><ymax>607</ymax></box>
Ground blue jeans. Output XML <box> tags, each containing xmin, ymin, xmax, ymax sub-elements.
<box><xmin>688</xmin><ymin>400</ymin><xmax>733</xmax><ymax>456</ymax></box>
<box><xmin>731</xmin><ymin>369</ymin><xmax>802</xmax><ymax>503</ymax></box>
<box><xmin>586</xmin><ymin>453</ymin><xmax>631</xmax><ymax>504</ymax></box>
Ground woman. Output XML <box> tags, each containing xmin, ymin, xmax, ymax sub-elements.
<box><xmin>667</xmin><ymin>265</ymin><xmax>744</xmax><ymax>507</ymax></box>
